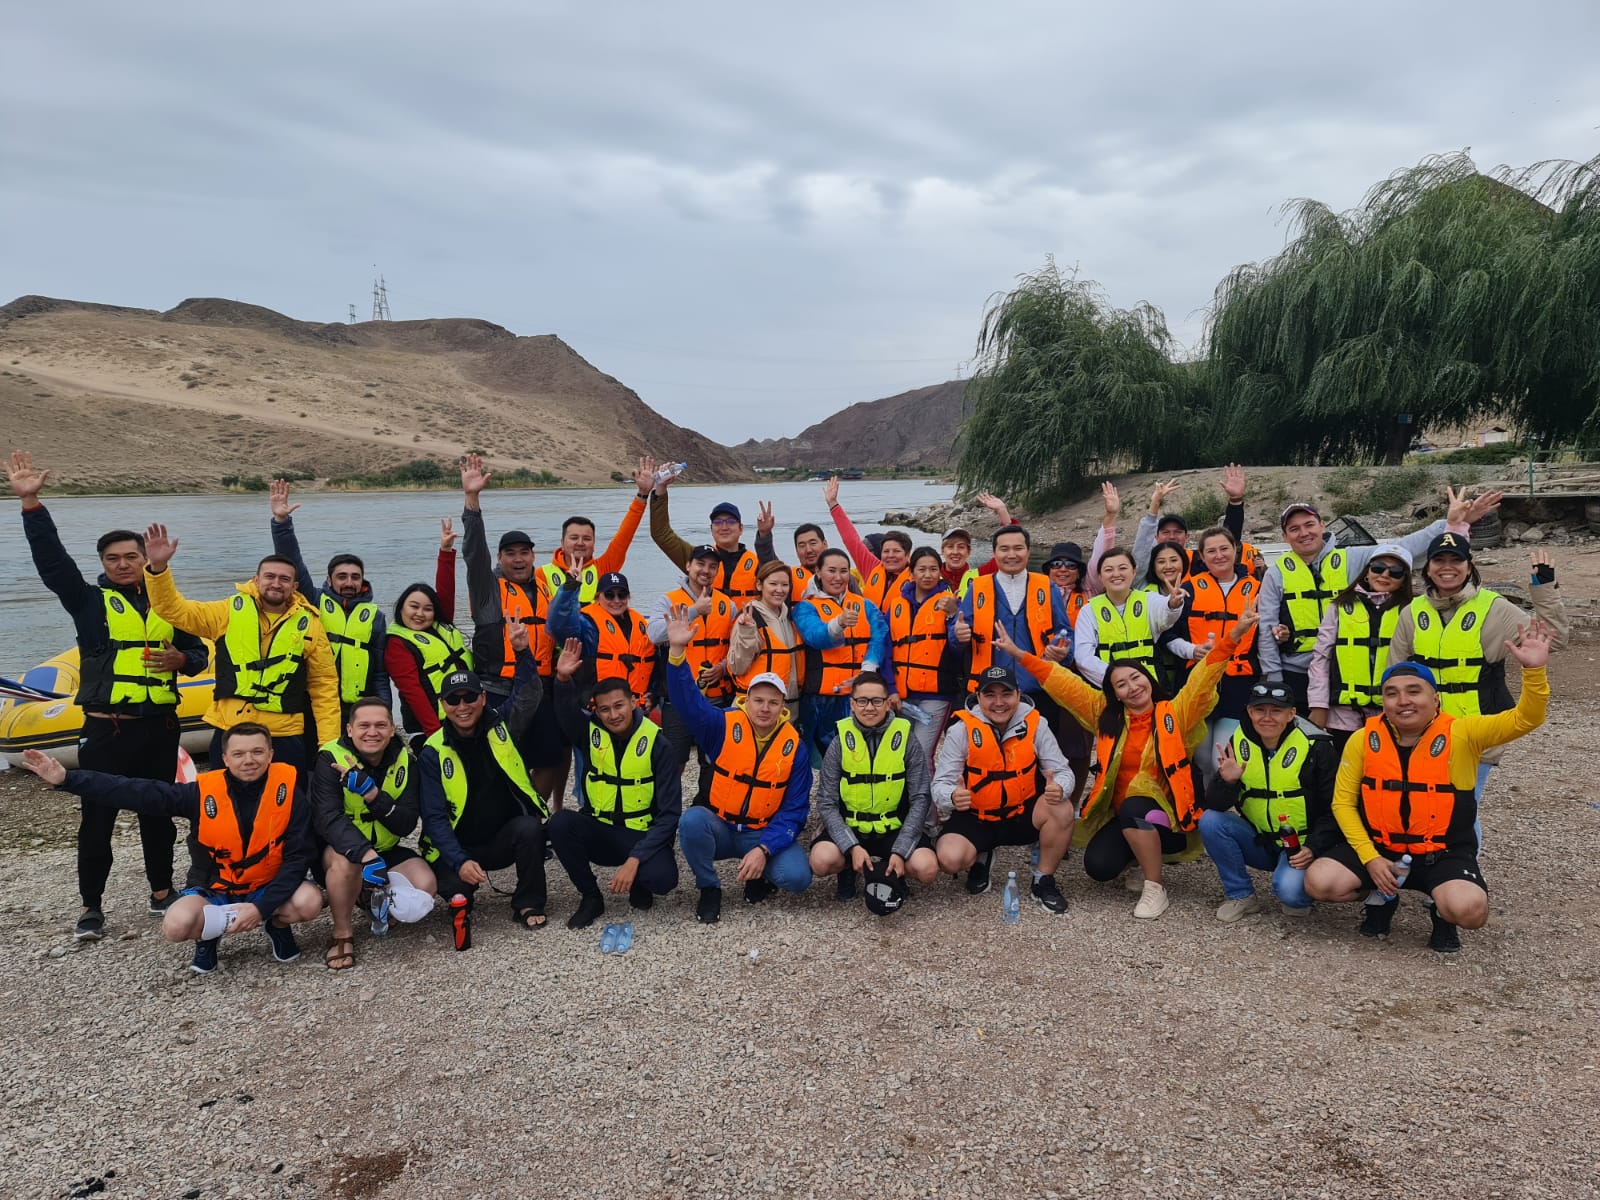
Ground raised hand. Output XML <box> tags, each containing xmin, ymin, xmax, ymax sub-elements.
<box><xmin>1100</xmin><ymin>481</ymin><xmax>1121</xmax><ymax>524</ymax></box>
<box><xmin>1040</xmin><ymin>778</ymin><xmax>1065</xmax><ymax>806</ymax></box>
<box><xmin>1164</xmin><ymin>577</ymin><xmax>1188</xmax><ymax>609</ymax></box>
<box><xmin>1189</xmin><ymin>634</ymin><xmax>1217</xmax><ymax>662</ymax></box>
<box><xmin>1463</xmin><ymin>489</ymin><xmax>1504</xmax><ymax>525</ymax></box>
<box><xmin>633</xmin><ymin>456</ymin><xmax>656</xmax><ymax>495</ymax></box>
<box><xmin>508</xmin><ymin>620</ymin><xmax>530</xmax><ymax>656</ymax></box>
<box><xmin>953</xmin><ymin>615</ymin><xmax>972</xmax><ymax>645</ymax></box>
<box><xmin>1505</xmin><ymin>618</ymin><xmax>1553</xmax><ymax>669</ymax></box>
<box><xmin>268</xmin><ymin>478</ymin><xmax>300</xmax><ymax>522</ymax></box>
<box><xmin>1149</xmin><ymin>479</ymin><xmax>1181</xmax><ymax>515</ymax></box>
<box><xmin>1530</xmin><ymin>548</ymin><xmax>1555</xmax><ymax>585</ymax></box>
<box><xmin>665</xmin><ymin>604</ymin><xmax>697</xmax><ymax>652</ymax></box>
<box><xmin>989</xmin><ymin>622</ymin><xmax>1019</xmax><ymax>659</ymax></box>
<box><xmin>756</xmin><ymin>500</ymin><xmax>775</xmax><ymax>537</ymax></box>
<box><xmin>839</xmin><ymin>602</ymin><xmax>862</xmax><ymax>630</ymax></box>
<box><xmin>143</xmin><ymin>523</ymin><xmax>178</xmax><ymax>571</ymax></box>
<box><xmin>440</xmin><ymin>517</ymin><xmax>457</xmax><ymax>552</ymax></box>
<box><xmin>976</xmin><ymin>491</ymin><xmax>1014</xmax><ymax>526</ymax></box>
<box><xmin>1220</xmin><ymin>463</ymin><xmax>1247</xmax><ymax>504</ymax></box>
<box><xmin>5</xmin><ymin>450</ymin><xmax>49</xmax><ymax>506</ymax></box>
<box><xmin>460</xmin><ymin>452</ymin><xmax>493</xmax><ymax>498</ymax></box>
<box><xmin>822</xmin><ymin>476</ymin><xmax>840</xmax><ymax>509</ymax></box>
<box><xmin>1216</xmin><ymin>741</ymin><xmax>1244</xmax><ymax>785</ymax></box>
<box><xmin>555</xmin><ymin>637</ymin><xmax>583</xmax><ymax>681</ymax></box>
<box><xmin>933</xmin><ymin>593</ymin><xmax>959</xmax><ymax>615</ymax></box>
<box><xmin>18</xmin><ymin>749</ymin><xmax>66</xmax><ymax>786</ymax></box>
<box><xmin>1228</xmin><ymin>594</ymin><xmax>1260</xmax><ymax>643</ymax></box>
<box><xmin>734</xmin><ymin>605</ymin><xmax>756</xmax><ymax>629</ymax></box>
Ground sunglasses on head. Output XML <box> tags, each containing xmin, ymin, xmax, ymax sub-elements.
<box><xmin>443</xmin><ymin>691</ymin><xmax>481</xmax><ymax>706</ymax></box>
<box><xmin>1368</xmin><ymin>562</ymin><xmax>1409</xmax><ymax>579</ymax></box>
<box><xmin>601</xmin><ymin>588</ymin><xmax>629</xmax><ymax>600</ymax></box>
<box><xmin>1250</xmin><ymin>685</ymin><xmax>1292</xmax><ymax>702</ymax></box>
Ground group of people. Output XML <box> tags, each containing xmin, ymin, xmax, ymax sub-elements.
<box><xmin>6</xmin><ymin>446</ymin><xmax>1566</xmax><ymax>972</ymax></box>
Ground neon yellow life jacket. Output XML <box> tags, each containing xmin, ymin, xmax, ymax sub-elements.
<box><xmin>584</xmin><ymin>718</ymin><xmax>660</xmax><ymax>831</ymax></box>
<box><xmin>834</xmin><ymin>716</ymin><xmax>911</xmax><ymax>835</ymax></box>
<box><xmin>322</xmin><ymin>740</ymin><xmax>411</xmax><ymax>852</ymax></box>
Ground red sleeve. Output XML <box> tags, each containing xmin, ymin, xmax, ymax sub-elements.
<box><xmin>595</xmin><ymin>496</ymin><xmax>646</xmax><ymax>574</ymax></box>
<box><xmin>435</xmin><ymin>550</ymin><xmax>456</xmax><ymax>626</ymax></box>
<box><xmin>979</xmin><ymin>559</ymin><xmax>999</xmax><ymax>576</ymax></box>
<box><xmin>385</xmin><ymin>639</ymin><xmax>441</xmax><ymax>736</ymax></box>
<box><xmin>828</xmin><ymin>505</ymin><xmax>881</xmax><ymax>575</ymax></box>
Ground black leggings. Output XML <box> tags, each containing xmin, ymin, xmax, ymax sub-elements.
<box><xmin>1082</xmin><ymin>795</ymin><xmax>1188</xmax><ymax>882</ymax></box>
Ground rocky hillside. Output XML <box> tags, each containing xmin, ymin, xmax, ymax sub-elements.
<box><xmin>732</xmin><ymin>379</ymin><xmax>966</xmax><ymax>471</ymax></box>
<box><xmin>0</xmin><ymin>296</ymin><xmax>748</xmax><ymax>490</ymax></box>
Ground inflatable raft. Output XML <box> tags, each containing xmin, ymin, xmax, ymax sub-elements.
<box><xmin>0</xmin><ymin>647</ymin><xmax>215</xmax><ymax>768</ymax></box>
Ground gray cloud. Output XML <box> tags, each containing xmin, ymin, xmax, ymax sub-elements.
<box><xmin>3</xmin><ymin>1</ymin><xmax>1597</xmax><ymax>440</ymax></box>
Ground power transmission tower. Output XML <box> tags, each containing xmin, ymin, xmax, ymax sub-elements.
<box><xmin>347</xmin><ymin>304</ymin><xmax>357</xmax><ymax>324</ymax></box>
<box><xmin>371</xmin><ymin>274</ymin><xmax>391</xmax><ymax>321</ymax></box>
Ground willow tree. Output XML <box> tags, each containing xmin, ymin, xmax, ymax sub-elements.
<box><xmin>1207</xmin><ymin>152</ymin><xmax>1600</xmax><ymax>464</ymax></box>
<box><xmin>958</xmin><ymin>260</ymin><xmax>1197</xmax><ymax>506</ymax></box>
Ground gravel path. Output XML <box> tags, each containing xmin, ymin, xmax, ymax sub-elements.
<box><xmin>4</xmin><ymin>643</ymin><xmax>1599</xmax><ymax>1199</ymax></box>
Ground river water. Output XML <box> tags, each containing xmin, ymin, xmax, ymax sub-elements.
<box><xmin>0</xmin><ymin>480</ymin><xmax>955</xmax><ymax>675</ymax></box>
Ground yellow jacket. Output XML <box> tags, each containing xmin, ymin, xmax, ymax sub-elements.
<box><xmin>145</xmin><ymin>566</ymin><xmax>341</xmax><ymax>745</ymax></box>
<box><xmin>1332</xmin><ymin>667</ymin><xmax>1548</xmax><ymax>863</ymax></box>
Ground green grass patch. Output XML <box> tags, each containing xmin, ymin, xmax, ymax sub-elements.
<box><xmin>1422</xmin><ymin>442</ymin><xmax>1526</xmax><ymax>464</ymax></box>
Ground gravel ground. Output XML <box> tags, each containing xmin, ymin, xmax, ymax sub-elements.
<box><xmin>4</xmin><ymin>642</ymin><xmax>1599</xmax><ymax>1200</ymax></box>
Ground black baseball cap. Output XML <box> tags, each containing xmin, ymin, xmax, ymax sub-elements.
<box><xmin>862</xmin><ymin>862</ymin><xmax>908</xmax><ymax>916</ymax></box>
<box><xmin>1045</xmin><ymin>541</ymin><xmax>1085</xmax><ymax>569</ymax></box>
<box><xmin>976</xmin><ymin>665</ymin><xmax>1018</xmax><ymax>692</ymax></box>
<box><xmin>688</xmin><ymin>544</ymin><xmax>719</xmax><ymax>561</ymax></box>
<box><xmin>497</xmin><ymin>530</ymin><xmax>534</xmax><ymax>551</ymax></box>
<box><xmin>1426</xmin><ymin>532</ymin><xmax>1472</xmax><ymax>561</ymax></box>
<box><xmin>441</xmin><ymin>669</ymin><xmax>483</xmax><ymax>701</ymax></box>
<box><xmin>598</xmin><ymin>571</ymin><xmax>629</xmax><ymax>594</ymax></box>
<box><xmin>709</xmin><ymin>502</ymin><xmax>741</xmax><ymax>522</ymax></box>
<box><xmin>1279</xmin><ymin>503</ymin><xmax>1321</xmax><ymax>528</ymax></box>
<box><xmin>1156</xmin><ymin>514</ymin><xmax>1188</xmax><ymax>532</ymax></box>
<box><xmin>1246</xmin><ymin>681</ymin><xmax>1296</xmax><ymax>709</ymax></box>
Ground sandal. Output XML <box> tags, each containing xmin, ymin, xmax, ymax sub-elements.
<box><xmin>513</xmin><ymin>908</ymin><xmax>547</xmax><ymax>931</ymax></box>
<box><xmin>324</xmin><ymin>935</ymin><xmax>356</xmax><ymax>971</ymax></box>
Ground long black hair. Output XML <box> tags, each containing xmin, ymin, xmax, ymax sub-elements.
<box><xmin>1097</xmin><ymin>660</ymin><xmax>1171</xmax><ymax>739</ymax></box>
<box><xmin>1142</xmin><ymin>541</ymin><xmax>1190</xmax><ymax>590</ymax></box>
<box><xmin>393</xmin><ymin>582</ymin><xmax>443</xmax><ymax>629</ymax></box>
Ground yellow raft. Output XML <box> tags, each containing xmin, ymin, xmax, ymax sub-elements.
<box><xmin>0</xmin><ymin>647</ymin><xmax>215</xmax><ymax>768</ymax></box>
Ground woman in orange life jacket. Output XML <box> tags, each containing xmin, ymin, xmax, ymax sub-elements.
<box><xmin>1168</xmin><ymin>526</ymin><xmax>1260</xmax><ymax>783</ymax></box>
<box><xmin>992</xmin><ymin>600</ymin><xmax>1257</xmax><ymax>919</ymax></box>
<box><xmin>886</xmin><ymin>546</ymin><xmax>963</xmax><ymax>776</ymax></box>
<box><xmin>1043</xmin><ymin>541</ymin><xmax>1092</xmax><ymax>804</ymax></box>
<box><xmin>728</xmin><ymin>560</ymin><xmax>803</xmax><ymax>715</ymax></box>
<box><xmin>1305</xmin><ymin>544</ymin><xmax>1415</xmax><ymax>758</ymax></box>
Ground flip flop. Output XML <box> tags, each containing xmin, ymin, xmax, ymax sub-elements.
<box><xmin>513</xmin><ymin>908</ymin><xmax>547</xmax><ymax>931</ymax></box>
<box><xmin>324</xmin><ymin>936</ymin><xmax>356</xmax><ymax>971</ymax></box>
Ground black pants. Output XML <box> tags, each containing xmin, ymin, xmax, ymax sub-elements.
<box><xmin>78</xmin><ymin>714</ymin><xmax>182</xmax><ymax>908</ymax></box>
<box><xmin>660</xmin><ymin>696</ymin><xmax>724</xmax><ymax>807</ymax></box>
<box><xmin>432</xmin><ymin>814</ymin><xmax>548</xmax><ymax>913</ymax></box>
<box><xmin>547</xmin><ymin>810</ymin><xmax>679</xmax><ymax>897</ymax></box>
<box><xmin>1083</xmin><ymin>795</ymin><xmax>1189</xmax><ymax>881</ymax></box>
<box><xmin>1281</xmin><ymin>670</ymin><xmax>1311</xmax><ymax>717</ymax></box>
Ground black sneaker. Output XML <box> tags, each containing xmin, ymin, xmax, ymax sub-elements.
<box><xmin>835</xmin><ymin>868</ymin><xmax>858</xmax><ymax>902</ymax></box>
<box><xmin>696</xmin><ymin>886</ymin><xmax>723</xmax><ymax>924</ymax></box>
<box><xmin>628</xmin><ymin>884</ymin><xmax>654</xmax><ymax>911</ymax></box>
<box><xmin>74</xmin><ymin>908</ymin><xmax>106</xmax><ymax>942</ymax></box>
<box><xmin>1031</xmin><ymin>874</ymin><xmax>1069</xmax><ymax>914</ymax></box>
<box><xmin>148</xmin><ymin>891</ymin><xmax>177</xmax><ymax>916</ymax></box>
<box><xmin>744</xmin><ymin>878</ymin><xmax>774</xmax><ymax>905</ymax></box>
<box><xmin>567</xmin><ymin>891</ymin><xmax>606</xmax><ymax>931</ymax></box>
<box><xmin>1359</xmin><ymin>898</ymin><xmax>1398</xmax><ymax>939</ymax></box>
<box><xmin>264</xmin><ymin>922</ymin><xmax>300</xmax><ymax>963</ymax></box>
<box><xmin>191</xmin><ymin>937</ymin><xmax>220</xmax><ymax>974</ymax></box>
<box><xmin>966</xmin><ymin>851</ymin><xmax>994</xmax><ymax>895</ymax></box>
<box><xmin>1427</xmin><ymin>910</ymin><xmax>1461</xmax><ymax>954</ymax></box>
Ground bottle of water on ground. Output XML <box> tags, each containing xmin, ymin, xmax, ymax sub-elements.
<box><xmin>1002</xmin><ymin>871</ymin><xmax>1021</xmax><ymax>924</ymax></box>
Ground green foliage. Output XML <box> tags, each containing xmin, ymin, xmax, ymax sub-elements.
<box><xmin>1364</xmin><ymin>466</ymin><xmax>1433</xmax><ymax>512</ymax></box>
<box><xmin>221</xmin><ymin>474</ymin><xmax>270</xmax><ymax>491</ymax></box>
<box><xmin>1423</xmin><ymin>441</ymin><xmax>1526</xmax><ymax>464</ymax></box>
<box><xmin>1177</xmin><ymin>491</ymin><xmax>1226</xmax><ymax>532</ymax></box>
<box><xmin>958</xmin><ymin>259</ymin><xmax>1202</xmax><ymax>505</ymax></box>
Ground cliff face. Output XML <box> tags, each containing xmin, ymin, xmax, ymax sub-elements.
<box><xmin>731</xmin><ymin>380</ymin><xmax>967</xmax><ymax>471</ymax></box>
<box><xmin>0</xmin><ymin>296</ymin><xmax>748</xmax><ymax>488</ymax></box>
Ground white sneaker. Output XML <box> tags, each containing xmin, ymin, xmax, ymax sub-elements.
<box><xmin>1133</xmin><ymin>880</ymin><xmax>1170</xmax><ymax>920</ymax></box>
<box><xmin>1215</xmin><ymin>895</ymin><xmax>1261</xmax><ymax>923</ymax></box>
<box><xmin>1280</xmin><ymin>902</ymin><xmax>1312</xmax><ymax>918</ymax></box>
<box><xmin>1123</xmin><ymin>866</ymin><xmax>1145</xmax><ymax>893</ymax></box>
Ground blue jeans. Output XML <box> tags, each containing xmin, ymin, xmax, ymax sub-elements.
<box><xmin>677</xmin><ymin>806</ymin><xmax>813</xmax><ymax>892</ymax></box>
<box><xmin>1197</xmin><ymin>809</ymin><xmax>1309</xmax><ymax>908</ymax></box>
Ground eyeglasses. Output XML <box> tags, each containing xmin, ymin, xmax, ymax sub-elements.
<box><xmin>1368</xmin><ymin>563</ymin><xmax>1409</xmax><ymax>579</ymax></box>
<box><xmin>601</xmin><ymin>589</ymin><xmax>629</xmax><ymax>600</ymax></box>
<box><xmin>851</xmin><ymin>695</ymin><xmax>889</xmax><ymax>708</ymax></box>
<box><xmin>442</xmin><ymin>692</ymin><xmax>481</xmax><ymax>706</ymax></box>
<box><xmin>710</xmin><ymin>517</ymin><xmax>739</xmax><ymax>528</ymax></box>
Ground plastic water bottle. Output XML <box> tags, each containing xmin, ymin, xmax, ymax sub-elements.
<box><xmin>369</xmin><ymin>887</ymin><xmax>391</xmax><ymax>937</ymax></box>
<box><xmin>614</xmin><ymin>922</ymin><xmax>633</xmax><ymax>955</ymax></box>
<box><xmin>1002</xmin><ymin>871</ymin><xmax>1021</xmax><ymax>924</ymax></box>
<box><xmin>653</xmin><ymin>462</ymin><xmax>687</xmax><ymax>486</ymax></box>
<box><xmin>900</xmin><ymin>701</ymin><xmax>932</xmax><ymax>726</ymax></box>
<box><xmin>600</xmin><ymin>923</ymin><xmax>620</xmax><ymax>954</ymax></box>
<box><xmin>1390</xmin><ymin>854</ymin><xmax>1413</xmax><ymax>891</ymax></box>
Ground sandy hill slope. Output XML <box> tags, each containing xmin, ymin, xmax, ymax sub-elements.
<box><xmin>732</xmin><ymin>379</ymin><xmax>967</xmax><ymax>471</ymax></box>
<box><xmin>0</xmin><ymin>296</ymin><xmax>748</xmax><ymax>490</ymax></box>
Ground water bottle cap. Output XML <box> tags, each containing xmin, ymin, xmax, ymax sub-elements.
<box><xmin>1006</xmin><ymin>870</ymin><xmax>1017</xmax><ymax>879</ymax></box>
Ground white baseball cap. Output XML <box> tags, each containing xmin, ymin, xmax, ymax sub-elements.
<box><xmin>746</xmin><ymin>672</ymin><xmax>787</xmax><ymax>696</ymax></box>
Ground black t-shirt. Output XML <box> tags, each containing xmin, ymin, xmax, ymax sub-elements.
<box><xmin>448</xmin><ymin>733</ymin><xmax>522</xmax><ymax>847</ymax></box>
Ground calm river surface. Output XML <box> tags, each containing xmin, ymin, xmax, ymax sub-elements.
<box><xmin>0</xmin><ymin>480</ymin><xmax>956</xmax><ymax>674</ymax></box>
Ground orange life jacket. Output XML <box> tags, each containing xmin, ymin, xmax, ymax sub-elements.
<box><xmin>496</xmin><ymin>578</ymin><xmax>545</xmax><ymax>679</ymax></box>
<box><xmin>967</xmin><ymin>573</ymin><xmax>1056</xmax><ymax>691</ymax></box>
<box><xmin>707</xmin><ymin>708</ymin><xmax>800</xmax><ymax>829</ymax></box>
<box><xmin>788</xmin><ymin>565</ymin><xmax>813</xmax><ymax>602</ymax></box>
<box><xmin>666</xmin><ymin>587</ymin><xmax>735</xmax><ymax>703</ymax></box>
<box><xmin>1185</xmin><ymin>574</ymin><xmax>1257</xmax><ymax>677</ymax></box>
<box><xmin>1357</xmin><ymin>713</ymin><xmax>1463</xmax><ymax>856</ymax></box>
<box><xmin>1062</xmin><ymin>589</ymin><xmax>1088</xmax><ymax>630</ymax></box>
<box><xmin>584</xmin><ymin>601</ymin><xmax>656</xmax><ymax>704</ymax></box>
<box><xmin>715</xmin><ymin>550</ymin><xmax>761</xmax><ymax>606</ymax></box>
<box><xmin>733</xmin><ymin>607</ymin><xmax>805</xmax><ymax>695</ymax></box>
<box><xmin>890</xmin><ymin>588</ymin><xmax>952</xmax><ymax>696</ymax></box>
<box><xmin>1086</xmin><ymin>701</ymin><xmax>1201</xmax><ymax>829</ymax></box>
<box><xmin>801</xmin><ymin>593</ymin><xmax>872</xmax><ymax>696</ymax></box>
<box><xmin>862</xmin><ymin>563</ymin><xmax>909</xmax><ymax>613</ymax></box>
<box><xmin>196</xmin><ymin>762</ymin><xmax>297</xmax><ymax>893</ymax></box>
<box><xmin>1239</xmin><ymin>541</ymin><xmax>1263</xmax><ymax>580</ymax></box>
<box><xmin>955</xmin><ymin>707</ymin><xmax>1042</xmax><ymax>821</ymax></box>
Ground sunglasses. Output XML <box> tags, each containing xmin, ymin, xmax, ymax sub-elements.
<box><xmin>442</xmin><ymin>692</ymin><xmax>481</xmax><ymax>706</ymax></box>
<box><xmin>1249</xmin><ymin>685</ymin><xmax>1292</xmax><ymax>703</ymax></box>
<box><xmin>1368</xmin><ymin>563</ymin><xmax>1409</xmax><ymax>580</ymax></box>
<box><xmin>601</xmin><ymin>589</ymin><xmax>630</xmax><ymax>600</ymax></box>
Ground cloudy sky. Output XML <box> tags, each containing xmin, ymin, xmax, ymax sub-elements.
<box><xmin>4</xmin><ymin>3</ymin><xmax>1597</xmax><ymax>441</ymax></box>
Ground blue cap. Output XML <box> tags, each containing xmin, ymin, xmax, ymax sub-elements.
<box><xmin>709</xmin><ymin>502</ymin><xmax>741</xmax><ymax>522</ymax></box>
<box><xmin>1381</xmin><ymin>661</ymin><xmax>1438</xmax><ymax>688</ymax></box>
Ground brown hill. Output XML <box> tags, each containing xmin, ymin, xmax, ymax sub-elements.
<box><xmin>732</xmin><ymin>379</ymin><xmax>967</xmax><ymax>471</ymax></box>
<box><xmin>0</xmin><ymin>296</ymin><xmax>748</xmax><ymax>491</ymax></box>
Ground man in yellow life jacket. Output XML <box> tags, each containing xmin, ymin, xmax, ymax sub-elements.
<box><xmin>548</xmin><ymin>638</ymin><xmax>681</xmax><ymax>931</ymax></box>
<box><xmin>664</xmin><ymin>605</ymin><xmax>813</xmax><ymax>926</ymax></box>
<box><xmin>1305</xmin><ymin>621</ymin><xmax>1552</xmax><ymax>953</ymax></box>
<box><xmin>418</xmin><ymin>625</ymin><xmax>548</xmax><ymax>945</ymax></box>
<box><xmin>9</xmin><ymin>449</ymin><xmax>209</xmax><ymax>940</ymax></box>
<box><xmin>933</xmin><ymin>665</ymin><xmax>1077</xmax><ymax>914</ymax></box>
<box><xmin>1196</xmin><ymin>680</ymin><xmax>1337</xmax><ymax>921</ymax></box>
<box><xmin>267</xmin><ymin>478</ymin><xmax>391</xmax><ymax>713</ymax></box>
<box><xmin>141</xmin><ymin>523</ymin><xmax>340</xmax><ymax>769</ymax></box>
<box><xmin>311</xmin><ymin>698</ymin><xmax>438</xmax><ymax>970</ymax></box>
<box><xmin>810</xmin><ymin>671</ymin><xmax>939</xmax><ymax>910</ymax></box>
<box><xmin>21</xmin><ymin>724</ymin><xmax>323</xmax><ymax>974</ymax></box>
